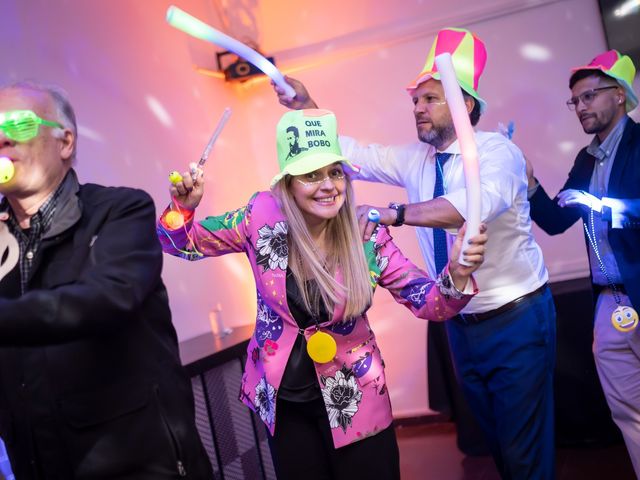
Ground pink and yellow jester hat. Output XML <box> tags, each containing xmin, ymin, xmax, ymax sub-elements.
<box><xmin>407</xmin><ymin>27</ymin><xmax>487</xmax><ymax>113</ymax></box>
<box><xmin>571</xmin><ymin>50</ymin><xmax>638</xmax><ymax>112</ymax></box>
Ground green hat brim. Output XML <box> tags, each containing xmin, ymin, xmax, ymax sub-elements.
<box><xmin>270</xmin><ymin>152</ymin><xmax>359</xmax><ymax>189</ymax></box>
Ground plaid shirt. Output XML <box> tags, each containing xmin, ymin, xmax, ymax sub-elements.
<box><xmin>0</xmin><ymin>175</ymin><xmax>66</xmax><ymax>294</ymax></box>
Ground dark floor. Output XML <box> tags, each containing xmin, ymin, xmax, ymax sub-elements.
<box><xmin>396</xmin><ymin>422</ymin><xmax>636</xmax><ymax>480</ymax></box>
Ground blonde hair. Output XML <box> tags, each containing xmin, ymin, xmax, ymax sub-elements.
<box><xmin>273</xmin><ymin>175</ymin><xmax>372</xmax><ymax>319</ymax></box>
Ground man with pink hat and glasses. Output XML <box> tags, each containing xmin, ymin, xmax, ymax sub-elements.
<box><xmin>275</xmin><ymin>27</ymin><xmax>556</xmax><ymax>479</ymax></box>
<box><xmin>528</xmin><ymin>50</ymin><xmax>640</xmax><ymax>475</ymax></box>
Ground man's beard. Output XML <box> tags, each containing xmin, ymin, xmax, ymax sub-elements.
<box><xmin>580</xmin><ymin>115</ymin><xmax>606</xmax><ymax>135</ymax></box>
<box><xmin>418</xmin><ymin>122</ymin><xmax>456</xmax><ymax>150</ymax></box>
<box><xmin>579</xmin><ymin>107</ymin><xmax>618</xmax><ymax>136</ymax></box>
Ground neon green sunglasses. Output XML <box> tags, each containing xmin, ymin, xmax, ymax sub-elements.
<box><xmin>0</xmin><ymin>109</ymin><xmax>64</xmax><ymax>142</ymax></box>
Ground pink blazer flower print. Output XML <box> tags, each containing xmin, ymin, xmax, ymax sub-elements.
<box><xmin>158</xmin><ymin>191</ymin><xmax>476</xmax><ymax>448</ymax></box>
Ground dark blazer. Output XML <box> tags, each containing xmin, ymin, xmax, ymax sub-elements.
<box><xmin>0</xmin><ymin>171</ymin><xmax>211</xmax><ymax>479</ymax></box>
<box><xmin>529</xmin><ymin>118</ymin><xmax>640</xmax><ymax>311</ymax></box>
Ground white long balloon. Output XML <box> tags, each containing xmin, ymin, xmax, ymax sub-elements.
<box><xmin>0</xmin><ymin>221</ymin><xmax>19</xmax><ymax>282</ymax></box>
<box><xmin>434</xmin><ymin>53</ymin><xmax>481</xmax><ymax>266</ymax></box>
<box><xmin>166</xmin><ymin>6</ymin><xmax>295</xmax><ymax>98</ymax></box>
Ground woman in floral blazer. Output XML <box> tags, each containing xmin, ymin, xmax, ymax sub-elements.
<box><xmin>157</xmin><ymin>109</ymin><xmax>486</xmax><ymax>480</ymax></box>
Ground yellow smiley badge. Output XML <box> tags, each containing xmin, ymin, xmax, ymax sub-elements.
<box><xmin>611</xmin><ymin>306</ymin><xmax>639</xmax><ymax>332</ymax></box>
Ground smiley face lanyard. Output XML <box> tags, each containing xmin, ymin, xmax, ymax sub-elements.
<box><xmin>584</xmin><ymin>206</ymin><xmax>638</xmax><ymax>332</ymax></box>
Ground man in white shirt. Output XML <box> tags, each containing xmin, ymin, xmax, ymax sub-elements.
<box><xmin>274</xmin><ymin>27</ymin><xmax>556</xmax><ymax>479</ymax></box>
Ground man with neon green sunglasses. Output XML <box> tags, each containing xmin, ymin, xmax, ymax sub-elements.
<box><xmin>0</xmin><ymin>82</ymin><xmax>212</xmax><ymax>479</ymax></box>
<box><xmin>0</xmin><ymin>89</ymin><xmax>73</xmax><ymax>201</ymax></box>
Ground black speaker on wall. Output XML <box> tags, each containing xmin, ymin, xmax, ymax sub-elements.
<box><xmin>215</xmin><ymin>50</ymin><xmax>276</xmax><ymax>82</ymax></box>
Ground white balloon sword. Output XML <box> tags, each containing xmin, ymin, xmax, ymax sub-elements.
<box><xmin>166</xmin><ymin>6</ymin><xmax>296</xmax><ymax>98</ymax></box>
<box><xmin>434</xmin><ymin>53</ymin><xmax>482</xmax><ymax>267</ymax></box>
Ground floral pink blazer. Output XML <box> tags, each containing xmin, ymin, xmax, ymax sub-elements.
<box><xmin>158</xmin><ymin>191</ymin><xmax>475</xmax><ymax>448</ymax></box>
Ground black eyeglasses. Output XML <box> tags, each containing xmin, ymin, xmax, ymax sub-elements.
<box><xmin>566</xmin><ymin>86</ymin><xmax>618</xmax><ymax>111</ymax></box>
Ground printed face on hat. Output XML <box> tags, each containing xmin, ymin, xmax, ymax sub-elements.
<box><xmin>286</xmin><ymin>130</ymin><xmax>297</xmax><ymax>147</ymax></box>
<box><xmin>411</xmin><ymin>78</ymin><xmax>466</xmax><ymax>151</ymax></box>
<box><xmin>289</xmin><ymin>163</ymin><xmax>346</xmax><ymax>228</ymax></box>
<box><xmin>0</xmin><ymin>87</ymin><xmax>74</xmax><ymax>197</ymax></box>
<box><xmin>571</xmin><ymin>74</ymin><xmax>626</xmax><ymax>139</ymax></box>
<box><xmin>284</xmin><ymin>126</ymin><xmax>309</xmax><ymax>160</ymax></box>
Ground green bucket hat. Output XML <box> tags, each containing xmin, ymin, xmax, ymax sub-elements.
<box><xmin>571</xmin><ymin>50</ymin><xmax>638</xmax><ymax>112</ymax></box>
<box><xmin>271</xmin><ymin>109</ymin><xmax>359</xmax><ymax>188</ymax></box>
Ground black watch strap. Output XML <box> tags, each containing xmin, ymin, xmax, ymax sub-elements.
<box><xmin>388</xmin><ymin>202</ymin><xmax>405</xmax><ymax>227</ymax></box>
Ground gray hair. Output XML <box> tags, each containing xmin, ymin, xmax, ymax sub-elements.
<box><xmin>1</xmin><ymin>80</ymin><xmax>78</xmax><ymax>160</ymax></box>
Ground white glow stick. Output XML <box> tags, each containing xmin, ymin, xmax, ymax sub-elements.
<box><xmin>434</xmin><ymin>53</ymin><xmax>481</xmax><ymax>266</ymax></box>
<box><xmin>0</xmin><ymin>221</ymin><xmax>19</xmax><ymax>282</ymax></box>
<box><xmin>199</xmin><ymin>107</ymin><xmax>232</xmax><ymax>167</ymax></box>
<box><xmin>166</xmin><ymin>6</ymin><xmax>296</xmax><ymax>98</ymax></box>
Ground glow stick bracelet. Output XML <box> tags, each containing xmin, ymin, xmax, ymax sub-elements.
<box><xmin>434</xmin><ymin>53</ymin><xmax>481</xmax><ymax>266</ymax></box>
<box><xmin>166</xmin><ymin>6</ymin><xmax>296</xmax><ymax>98</ymax></box>
<box><xmin>199</xmin><ymin>107</ymin><xmax>232</xmax><ymax>167</ymax></box>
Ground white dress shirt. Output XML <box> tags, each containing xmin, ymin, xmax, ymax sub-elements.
<box><xmin>341</xmin><ymin>131</ymin><xmax>548</xmax><ymax>313</ymax></box>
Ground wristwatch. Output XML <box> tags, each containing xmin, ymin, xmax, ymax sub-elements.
<box><xmin>388</xmin><ymin>202</ymin><xmax>405</xmax><ymax>227</ymax></box>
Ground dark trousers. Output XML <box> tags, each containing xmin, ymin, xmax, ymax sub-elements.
<box><xmin>267</xmin><ymin>396</ymin><xmax>400</xmax><ymax>480</ymax></box>
<box><xmin>446</xmin><ymin>287</ymin><xmax>557</xmax><ymax>479</ymax></box>
<box><xmin>428</xmin><ymin>321</ymin><xmax>490</xmax><ymax>455</ymax></box>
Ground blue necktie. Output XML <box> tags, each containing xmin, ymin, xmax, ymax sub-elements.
<box><xmin>433</xmin><ymin>152</ymin><xmax>451</xmax><ymax>273</ymax></box>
